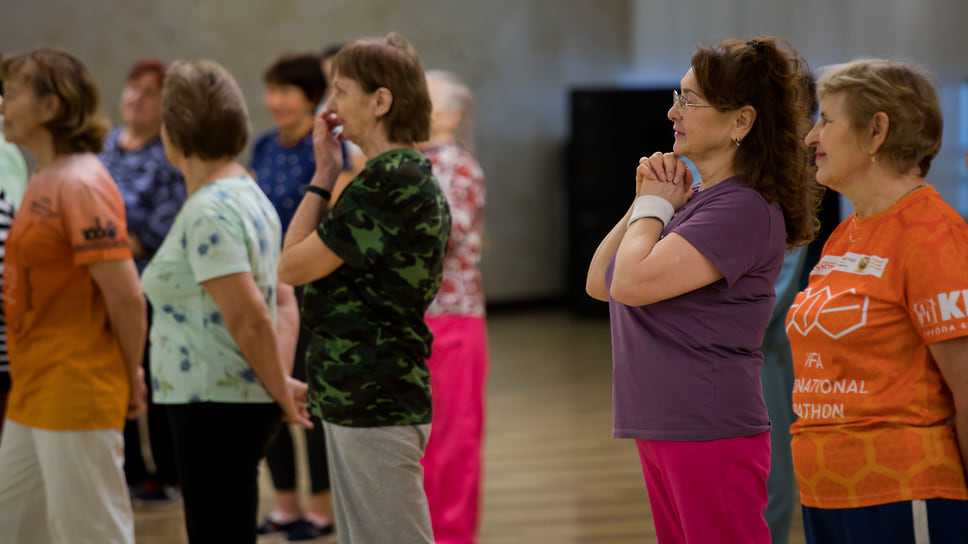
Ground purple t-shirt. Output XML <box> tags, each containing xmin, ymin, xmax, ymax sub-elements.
<box><xmin>605</xmin><ymin>177</ymin><xmax>784</xmax><ymax>441</ymax></box>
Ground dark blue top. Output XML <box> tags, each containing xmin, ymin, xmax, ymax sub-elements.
<box><xmin>250</xmin><ymin>129</ymin><xmax>349</xmax><ymax>233</ymax></box>
<box><xmin>99</xmin><ymin>127</ymin><xmax>186</xmax><ymax>272</ymax></box>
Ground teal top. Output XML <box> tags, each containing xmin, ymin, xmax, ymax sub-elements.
<box><xmin>0</xmin><ymin>137</ymin><xmax>27</xmax><ymax>209</ymax></box>
<box><xmin>142</xmin><ymin>176</ymin><xmax>281</xmax><ymax>404</ymax></box>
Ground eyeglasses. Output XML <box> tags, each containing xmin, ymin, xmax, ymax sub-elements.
<box><xmin>673</xmin><ymin>90</ymin><xmax>715</xmax><ymax>116</ymax></box>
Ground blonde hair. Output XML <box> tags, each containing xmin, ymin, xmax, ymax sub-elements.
<box><xmin>817</xmin><ymin>58</ymin><xmax>942</xmax><ymax>177</ymax></box>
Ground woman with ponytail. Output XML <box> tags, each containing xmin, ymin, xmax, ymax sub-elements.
<box><xmin>586</xmin><ymin>36</ymin><xmax>820</xmax><ymax>543</ymax></box>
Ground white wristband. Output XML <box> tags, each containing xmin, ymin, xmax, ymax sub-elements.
<box><xmin>627</xmin><ymin>195</ymin><xmax>675</xmax><ymax>229</ymax></box>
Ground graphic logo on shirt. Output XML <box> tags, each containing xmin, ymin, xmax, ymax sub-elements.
<box><xmin>811</xmin><ymin>252</ymin><xmax>888</xmax><ymax>277</ymax></box>
<box><xmin>81</xmin><ymin>217</ymin><xmax>117</xmax><ymax>241</ymax></box>
<box><xmin>75</xmin><ymin>217</ymin><xmax>127</xmax><ymax>253</ymax></box>
<box><xmin>29</xmin><ymin>197</ymin><xmax>58</xmax><ymax>218</ymax></box>
<box><xmin>912</xmin><ymin>291</ymin><xmax>968</xmax><ymax>338</ymax></box>
<box><xmin>811</xmin><ymin>252</ymin><xmax>889</xmax><ymax>278</ymax></box>
<box><xmin>913</xmin><ymin>298</ymin><xmax>940</xmax><ymax>326</ymax></box>
<box><xmin>786</xmin><ymin>286</ymin><xmax>869</xmax><ymax>339</ymax></box>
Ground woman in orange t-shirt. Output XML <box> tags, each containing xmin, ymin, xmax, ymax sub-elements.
<box><xmin>0</xmin><ymin>48</ymin><xmax>147</xmax><ymax>544</ymax></box>
<box><xmin>786</xmin><ymin>59</ymin><xmax>968</xmax><ymax>543</ymax></box>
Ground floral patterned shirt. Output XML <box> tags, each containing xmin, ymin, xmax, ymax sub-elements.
<box><xmin>423</xmin><ymin>141</ymin><xmax>486</xmax><ymax>317</ymax></box>
<box><xmin>142</xmin><ymin>176</ymin><xmax>281</xmax><ymax>404</ymax></box>
<box><xmin>99</xmin><ymin>128</ymin><xmax>186</xmax><ymax>272</ymax></box>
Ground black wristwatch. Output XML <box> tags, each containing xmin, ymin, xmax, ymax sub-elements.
<box><xmin>304</xmin><ymin>185</ymin><xmax>331</xmax><ymax>201</ymax></box>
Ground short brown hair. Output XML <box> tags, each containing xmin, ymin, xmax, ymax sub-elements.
<box><xmin>817</xmin><ymin>59</ymin><xmax>942</xmax><ymax>177</ymax></box>
<box><xmin>127</xmin><ymin>58</ymin><xmax>166</xmax><ymax>88</ymax></box>
<box><xmin>162</xmin><ymin>59</ymin><xmax>250</xmax><ymax>160</ymax></box>
<box><xmin>263</xmin><ymin>52</ymin><xmax>326</xmax><ymax>105</ymax></box>
<box><xmin>691</xmin><ymin>37</ymin><xmax>820</xmax><ymax>247</ymax></box>
<box><xmin>332</xmin><ymin>33</ymin><xmax>431</xmax><ymax>144</ymax></box>
<box><xmin>0</xmin><ymin>47</ymin><xmax>109</xmax><ymax>155</ymax></box>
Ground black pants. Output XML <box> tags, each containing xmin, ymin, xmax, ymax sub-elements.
<box><xmin>264</xmin><ymin>285</ymin><xmax>330</xmax><ymax>493</ymax></box>
<box><xmin>124</xmin><ymin>307</ymin><xmax>178</xmax><ymax>486</ymax></box>
<box><xmin>167</xmin><ymin>402</ymin><xmax>282</xmax><ymax>544</ymax></box>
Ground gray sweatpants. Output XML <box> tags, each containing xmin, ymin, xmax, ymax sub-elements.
<box><xmin>323</xmin><ymin>421</ymin><xmax>434</xmax><ymax>544</ymax></box>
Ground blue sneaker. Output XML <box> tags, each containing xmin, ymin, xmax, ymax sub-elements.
<box><xmin>258</xmin><ymin>516</ymin><xmax>302</xmax><ymax>536</ymax></box>
<box><xmin>285</xmin><ymin>518</ymin><xmax>334</xmax><ymax>542</ymax></box>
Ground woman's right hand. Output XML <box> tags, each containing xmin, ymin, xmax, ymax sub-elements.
<box><xmin>312</xmin><ymin>109</ymin><xmax>344</xmax><ymax>191</ymax></box>
<box><xmin>281</xmin><ymin>376</ymin><xmax>314</xmax><ymax>429</ymax></box>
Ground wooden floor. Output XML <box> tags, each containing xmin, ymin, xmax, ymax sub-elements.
<box><xmin>134</xmin><ymin>308</ymin><xmax>806</xmax><ymax>543</ymax></box>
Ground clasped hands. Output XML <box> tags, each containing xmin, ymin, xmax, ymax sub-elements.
<box><xmin>635</xmin><ymin>151</ymin><xmax>694</xmax><ymax>212</ymax></box>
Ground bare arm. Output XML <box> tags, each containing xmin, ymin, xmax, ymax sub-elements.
<box><xmin>279</xmin><ymin>110</ymin><xmax>347</xmax><ymax>286</ymax></box>
<box><xmin>275</xmin><ymin>281</ymin><xmax>299</xmax><ymax>374</ymax></box>
<box><xmin>128</xmin><ymin>233</ymin><xmax>147</xmax><ymax>258</ymax></box>
<box><xmin>201</xmin><ymin>272</ymin><xmax>312</xmax><ymax>428</ymax></box>
<box><xmin>610</xmin><ymin>229</ymin><xmax>723</xmax><ymax>306</ymax></box>
<box><xmin>88</xmin><ymin>259</ymin><xmax>147</xmax><ymax>419</ymax></box>
<box><xmin>930</xmin><ymin>336</ymin><xmax>968</xmax><ymax>473</ymax></box>
<box><xmin>585</xmin><ymin>204</ymin><xmax>634</xmax><ymax>301</ymax></box>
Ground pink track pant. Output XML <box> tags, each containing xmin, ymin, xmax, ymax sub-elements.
<box><xmin>422</xmin><ymin>315</ymin><xmax>489</xmax><ymax>544</ymax></box>
<box><xmin>635</xmin><ymin>431</ymin><xmax>771</xmax><ymax>544</ymax></box>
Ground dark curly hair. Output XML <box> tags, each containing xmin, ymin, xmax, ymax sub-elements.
<box><xmin>691</xmin><ymin>37</ymin><xmax>822</xmax><ymax>247</ymax></box>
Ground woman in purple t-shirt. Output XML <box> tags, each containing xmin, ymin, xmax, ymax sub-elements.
<box><xmin>586</xmin><ymin>37</ymin><xmax>821</xmax><ymax>544</ymax></box>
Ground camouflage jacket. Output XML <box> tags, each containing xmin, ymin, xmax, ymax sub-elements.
<box><xmin>302</xmin><ymin>148</ymin><xmax>451</xmax><ymax>426</ymax></box>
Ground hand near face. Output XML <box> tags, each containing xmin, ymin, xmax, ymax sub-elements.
<box><xmin>312</xmin><ymin>109</ymin><xmax>344</xmax><ymax>191</ymax></box>
<box><xmin>636</xmin><ymin>152</ymin><xmax>693</xmax><ymax>210</ymax></box>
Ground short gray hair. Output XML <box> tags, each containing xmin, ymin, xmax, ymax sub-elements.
<box><xmin>426</xmin><ymin>70</ymin><xmax>476</xmax><ymax>152</ymax></box>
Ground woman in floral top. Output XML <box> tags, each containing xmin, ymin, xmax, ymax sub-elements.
<box><xmin>141</xmin><ymin>59</ymin><xmax>311</xmax><ymax>544</ymax></box>
<box><xmin>420</xmin><ymin>70</ymin><xmax>488</xmax><ymax>544</ymax></box>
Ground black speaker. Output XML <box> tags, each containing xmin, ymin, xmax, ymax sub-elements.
<box><xmin>567</xmin><ymin>88</ymin><xmax>675</xmax><ymax>316</ymax></box>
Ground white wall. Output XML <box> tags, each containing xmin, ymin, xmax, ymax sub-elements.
<box><xmin>631</xmin><ymin>0</ymin><xmax>968</xmax><ymax>216</ymax></box>
<box><xmin>0</xmin><ymin>0</ymin><xmax>633</xmax><ymax>303</ymax></box>
<box><xmin>6</xmin><ymin>1</ymin><xmax>965</xmax><ymax>303</ymax></box>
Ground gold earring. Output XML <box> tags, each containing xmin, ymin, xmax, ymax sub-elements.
<box><xmin>870</xmin><ymin>154</ymin><xmax>876</xmax><ymax>164</ymax></box>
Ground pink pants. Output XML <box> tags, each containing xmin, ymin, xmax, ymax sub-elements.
<box><xmin>422</xmin><ymin>315</ymin><xmax>489</xmax><ymax>544</ymax></box>
<box><xmin>635</xmin><ymin>432</ymin><xmax>771</xmax><ymax>544</ymax></box>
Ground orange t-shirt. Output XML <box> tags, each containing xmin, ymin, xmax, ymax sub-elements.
<box><xmin>785</xmin><ymin>186</ymin><xmax>968</xmax><ymax>508</ymax></box>
<box><xmin>3</xmin><ymin>153</ymin><xmax>133</xmax><ymax>431</ymax></box>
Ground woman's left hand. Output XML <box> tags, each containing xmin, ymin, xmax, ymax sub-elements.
<box><xmin>636</xmin><ymin>152</ymin><xmax>693</xmax><ymax>210</ymax></box>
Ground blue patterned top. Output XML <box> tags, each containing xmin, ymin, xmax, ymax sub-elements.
<box><xmin>250</xmin><ymin>130</ymin><xmax>349</xmax><ymax>233</ymax></box>
<box><xmin>141</xmin><ymin>176</ymin><xmax>281</xmax><ymax>404</ymax></box>
<box><xmin>99</xmin><ymin>128</ymin><xmax>186</xmax><ymax>272</ymax></box>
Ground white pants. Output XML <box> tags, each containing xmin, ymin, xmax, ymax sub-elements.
<box><xmin>0</xmin><ymin>419</ymin><xmax>134</xmax><ymax>544</ymax></box>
